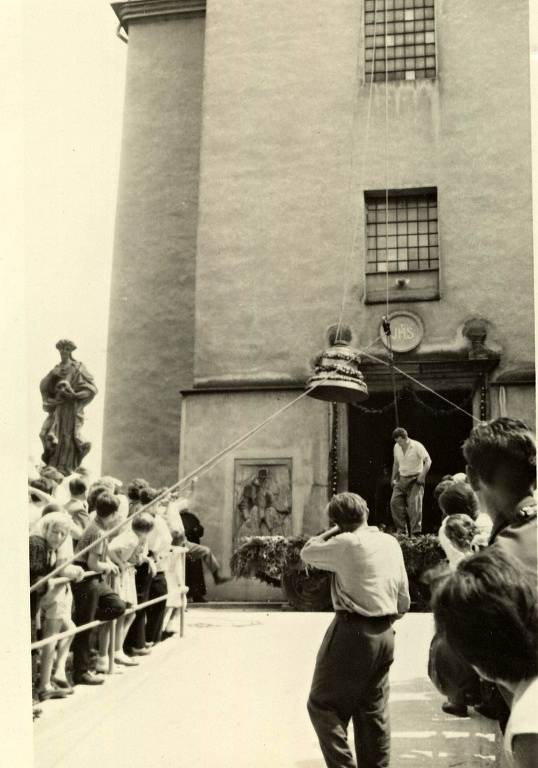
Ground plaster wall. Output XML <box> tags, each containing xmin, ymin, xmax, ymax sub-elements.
<box><xmin>103</xmin><ymin>15</ymin><xmax>205</xmax><ymax>484</ymax></box>
<box><xmin>179</xmin><ymin>391</ymin><xmax>330</xmax><ymax>600</ymax></box>
<box><xmin>194</xmin><ymin>0</ymin><xmax>533</xmax><ymax>387</ymax></box>
<box><xmin>491</xmin><ymin>386</ymin><xmax>536</xmax><ymax>432</ymax></box>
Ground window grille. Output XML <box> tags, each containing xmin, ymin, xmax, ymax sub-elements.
<box><xmin>364</xmin><ymin>0</ymin><xmax>436</xmax><ymax>82</ymax></box>
<box><xmin>365</xmin><ymin>190</ymin><xmax>438</xmax><ymax>274</ymax></box>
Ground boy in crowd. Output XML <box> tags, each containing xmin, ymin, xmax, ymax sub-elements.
<box><xmin>71</xmin><ymin>493</ymin><xmax>126</xmax><ymax>685</ymax></box>
<box><xmin>462</xmin><ymin>416</ymin><xmax>536</xmax><ymax>579</ymax></box>
<box><xmin>454</xmin><ymin>416</ymin><xmax>537</xmax><ymax>728</ymax></box>
<box><xmin>64</xmin><ymin>477</ymin><xmax>90</xmax><ymax>544</ymax></box>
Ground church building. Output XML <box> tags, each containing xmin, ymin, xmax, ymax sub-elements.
<box><xmin>104</xmin><ymin>0</ymin><xmax>534</xmax><ymax>599</ymax></box>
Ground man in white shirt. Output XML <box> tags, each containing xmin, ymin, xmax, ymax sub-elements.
<box><xmin>390</xmin><ymin>427</ymin><xmax>431</xmax><ymax>535</ymax></box>
<box><xmin>301</xmin><ymin>492</ymin><xmax>410</xmax><ymax>768</ymax></box>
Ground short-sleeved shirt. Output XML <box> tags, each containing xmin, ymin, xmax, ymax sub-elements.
<box><xmin>109</xmin><ymin>529</ymin><xmax>146</xmax><ymax>565</ymax></box>
<box><xmin>300</xmin><ymin>526</ymin><xmax>410</xmax><ymax>616</ymax></box>
<box><xmin>394</xmin><ymin>439</ymin><xmax>430</xmax><ymax>477</ymax></box>
<box><xmin>75</xmin><ymin>520</ymin><xmax>109</xmax><ymax>567</ymax></box>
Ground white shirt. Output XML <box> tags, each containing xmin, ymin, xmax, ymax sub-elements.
<box><xmin>147</xmin><ymin>514</ymin><xmax>172</xmax><ymax>571</ymax></box>
<box><xmin>300</xmin><ymin>526</ymin><xmax>410</xmax><ymax>616</ymax></box>
<box><xmin>394</xmin><ymin>439</ymin><xmax>430</xmax><ymax>477</ymax></box>
<box><xmin>504</xmin><ymin>677</ymin><xmax>538</xmax><ymax>763</ymax></box>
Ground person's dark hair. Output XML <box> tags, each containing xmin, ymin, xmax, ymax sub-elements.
<box><xmin>95</xmin><ymin>492</ymin><xmax>119</xmax><ymax>518</ymax></box>
<box><xmin>41</xmin><ymin>502</ymin><xmax>62</xmax><ymax>517</ymax></box>
<box><xmin>132</xmin><ymin>513</ymin><xmax>155</xmax><ymax>534</ymax></box>
<box><xmin>438</xmin><ymin>482</ymin><xmax>479</xmax><ymax>520</ymax></box>
<box><xmin>69</xmin><ymin>478</ymin><xmax>87</xmax><ymax>497</ymax></box>
<box><xmin>87</xmin><ymin>484</ymin><xmax>109</xmax><ymax>513</ymax></box>
<box><xmin>443</xmin><ymin>513</ymin><xmax>479</xmax><ymax>551</ymax></box>
<box><xmin>433</xmin><ymin>479</ymin><xmax>455</xmax><ymax>505</ymax></box>
<box><xmin>327</xmin><ymin>492</ymin><xmax>369</xmax><ymax>530</ymax></box>
<box><xmin>29</xmin><ymin>477</ymin><xmax>54</xmax><ymax>502</ymax></box>
<box><xmin>140</xmin><ymin>487</ymin><xmax>159</xmax><ymax>505</ymax></box>
<box><xmin>462</xmin><ymin>417</ymin><xmax>536</xmax><ymax>496</ymax></box>
<box><xmin>392</xmin><ymin>427</ymin><xmax>408</xmax><ymax>441</ymax></box>
<box><xmin>126</xmin><ymin>478</ymin><xmax>148</xmax><ymax>502</ymax></box>
<box><xmin>40</xmin><ymin>466</ymin><xmax>64</xmax><ymax>485</ymax></box>
<box><xmin>431</xmin><ymin>549</ymin><xmax>538</xmax><ymax>684</ymax></box>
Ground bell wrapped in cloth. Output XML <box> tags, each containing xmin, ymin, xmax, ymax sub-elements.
<box><xmin>306</xmin><ymin>340</ymin><xmax>369</xmax><ymax>403</ymax></box>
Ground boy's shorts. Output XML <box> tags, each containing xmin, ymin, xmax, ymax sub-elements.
<box><xmin>40</xmin><ymin>584</ymin><xmax>73</xmax><ymax>623</ymax></box>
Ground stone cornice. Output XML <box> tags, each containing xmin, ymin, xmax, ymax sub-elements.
<box><xmin>112</xmin><ymin>0</ymin><xmax>206</xmax><ymax>34</ymax></box>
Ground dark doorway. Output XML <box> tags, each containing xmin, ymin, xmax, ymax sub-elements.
<box><xmin>347</xmin><ymin>386</ymin><xmax>474</xmax><ymax>533</ymax></box>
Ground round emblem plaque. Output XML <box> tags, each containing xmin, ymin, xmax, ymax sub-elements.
<box><xmin>380</xmin><ymin>311</ymin><xmax>424</xmax><ymax>353</ymax></box>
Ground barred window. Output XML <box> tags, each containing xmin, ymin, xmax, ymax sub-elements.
<box><xmin>365</xmin><ymin>190</ymin><xmax>438</xmax><ymax>274</ymax></box>
<box><xmin>364</xmin><ymin>0</ymin><xmax>436</xmax><ymax>82</ymax></box>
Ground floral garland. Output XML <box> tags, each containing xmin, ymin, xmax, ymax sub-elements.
<box><xmin>352</xmin><ymin>386</ymin><xmax>474</xmax><ymax>418</ymax></box>
<box><xmin>230</xmin><ymin>532</ymin><xmax>445</xmax><ymax>609</ymax></box>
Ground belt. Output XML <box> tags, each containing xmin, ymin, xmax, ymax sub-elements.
<box><xmin>336</xmin><ymin>611</ymin><xmax>396</xmax><ymax>627</ymax></box>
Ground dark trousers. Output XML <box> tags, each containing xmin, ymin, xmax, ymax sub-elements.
<box><xmin>124</xmin><ymin>561</ymin><xmax>153</xmax><ymax>650</ymax></box>
<box><xmin>145</xmin><ymin>572</ymin><xmax>168</xmax><ymax>644</ymax></box>
<box><xmin>390</xmin><ymin>475</ymin><xmax>423</xmax><ymax>534</ymax></box>
<box><xmin>71</xmin><ymin>576</ymin><xmax>125</xmax><ymax>677</ymax></box>
<box><xmin>308</xmin><ymin>613</ymin><xmax>395</xmax><ymax>768</ymax></box>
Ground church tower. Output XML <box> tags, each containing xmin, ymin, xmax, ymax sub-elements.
<box><xmin>103</xmin><ymin>1</ymin><xmax>206</xmax><ymax>483</ymax></box>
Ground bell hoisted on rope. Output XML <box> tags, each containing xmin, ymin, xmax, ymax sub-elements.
<box><xmin>306</xmin><ymin>326</ymin><xmax>369</xmax><ymax>403</ymax></box>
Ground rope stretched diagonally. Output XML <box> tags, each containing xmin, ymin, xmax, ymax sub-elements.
<box><xmin>30</xmin><ymin>379</ymin><xmax>330</xmax><ymax>594</ymax></box>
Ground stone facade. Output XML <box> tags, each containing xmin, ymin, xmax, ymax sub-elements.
<box><xmin>105</xmin><ymin>1</ymin><xmax>534</xmax><ymax>599</ymax></box>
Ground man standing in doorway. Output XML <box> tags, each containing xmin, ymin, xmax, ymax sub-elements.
<box><xmin>390</xmin><ymin>427</ymin><xmax>431</xmax><ymax>535</ymax></box>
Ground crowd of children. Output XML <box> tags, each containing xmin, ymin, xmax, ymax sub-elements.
<box><xmin>28</xmin><ymin>466</ymin><xmax>227</xmax><ymax>717</ymax></box>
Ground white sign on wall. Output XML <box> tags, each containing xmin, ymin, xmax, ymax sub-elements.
<box><xmin>380</xmin><ymin>311</ymin><xmax>424</xmax><ymax>353</ymax></box>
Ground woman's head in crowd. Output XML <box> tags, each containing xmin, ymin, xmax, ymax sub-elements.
<box><xmin>139</xmin><ymin>486</ymin><xmax>159</xmax><ymax>510</ymax></box>
<box><xmin>95</xmin><ymin>493</ymin><xmax>120</xmax><ymax>529</ymax></box>
<box><xmin>432</xmin><ymin>549</ymin><xmax>538</xmax><ymax>686</ymax></box>
<box><xmin>132</xmin><ymin>512</ymin><xmax>154</xmax><ymax>544</ymax></box>
<box><xmin>41</xmin><ymin>502</ymin><xmax>63</xmax><ymax>517</ymax></box>
<box><xmin>463</xmin><ymin>417</ymin><xmax>536</xmax><ymax>501</ymax></box>
<box><xmin>69</xmin><ymin>477</ymin><xmax>88</xmax><ymax>499</ymax></box>
<box><xmin>442</xmin><ymin>513</ymin><xmax>478</xmax><ymax>553</ymax></box>
<box><xmin>438</xmin><ymin>482</ymin><xmax>479</xmax><ymax>520</ymax></box>
<box><xmin>433</xmin><ymin>479</ymin><xmax>455</xmax><ymax>507</ymax></box>
<box><xmin>39</xmin><ymin>466</ymin><xmax>64</xmax><ymax>488</ymax></box>
<box><xmin>327</xmin><ymin>492</ymin><xmax>369</xmax><ymax>532</ymax></box>
<box><xmin>87</xmin><ymin>484</ymin><xmax>110</xmax><ymax>512</ymax></box>
<box><xmin>29</xmin><ymin>477</ymin><xmax>54</xmax><ymax>502</ymax></box>
<box><xmin>40</xmin><ymin>512</ymin><xmax>72</xmax><ymax>551</ymax></box>
<box><xmin>127</xmin><ymin>478</ymin><xmax>149</xmax><ymax>502</ymax></box>
<box><xmin>96</xmin><ymin>476</ymin><xmax>121</xmax><ymax>494</ymax></box>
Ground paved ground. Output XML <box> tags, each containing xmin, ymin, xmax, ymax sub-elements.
<box><xmin>34</xmin><ymin>610</ymin><xmax>506</xmax><ymax>768</ymax></box>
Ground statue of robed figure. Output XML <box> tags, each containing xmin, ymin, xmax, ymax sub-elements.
<box><xmin>39</xmin><ymin>339</ymin><xmax>98</xmax><ymax>475</ymax></box>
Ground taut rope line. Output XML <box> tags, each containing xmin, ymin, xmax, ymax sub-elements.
<box><xmin>30</xmin><ymin>380</ymin><xmax>325</xmax><ymax>593</ymax></box>
<box><xmin>335</xmin><ymin>0</ymin><xmax>380</xmax><ymax>343</ymax></box>
<box><xmin>357</xmin><ymin>347</ymin><xmax>482</xmax><ymax>423</ymax></box>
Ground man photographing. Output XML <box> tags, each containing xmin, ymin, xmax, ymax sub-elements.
<box><xmin>390</xmin><ymin>427</ymin><xmax>431</xmax><ymax>535</ymax></box>
<box><xmin>301</xmin><ymin>492</ymin><xmax>410</xmax><ymax>768</ymax></box>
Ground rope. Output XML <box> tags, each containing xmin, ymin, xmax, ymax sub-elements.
<box><xmin>384</xmin><ymin>0</ymin><xmax>390</xmax><ymax>321</ymax></box>
<box><xmin>30</xmin><ymin>379</ymin><xmax>330</xmax><ymax>594</ymax></box>
<box><xmin>335</xmin><ymin>0</ymin><xmax>380</xmax><ymax>342</ymax></box>
<box><xmin>356</xmin><ymin>347</ymin><xmax>482</xmax><ymax>423</ymax></box>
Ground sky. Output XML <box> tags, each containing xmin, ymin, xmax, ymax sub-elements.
<box><xmin>23</xmin><ymin>2</ymin><xmax>127</xmax><ymax>476</ymax></box>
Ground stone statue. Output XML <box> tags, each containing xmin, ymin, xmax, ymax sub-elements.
<box><xmin>39</xmin><ymin>340</ymin><xmax>98</xmax><ymax>476</ymax></box>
